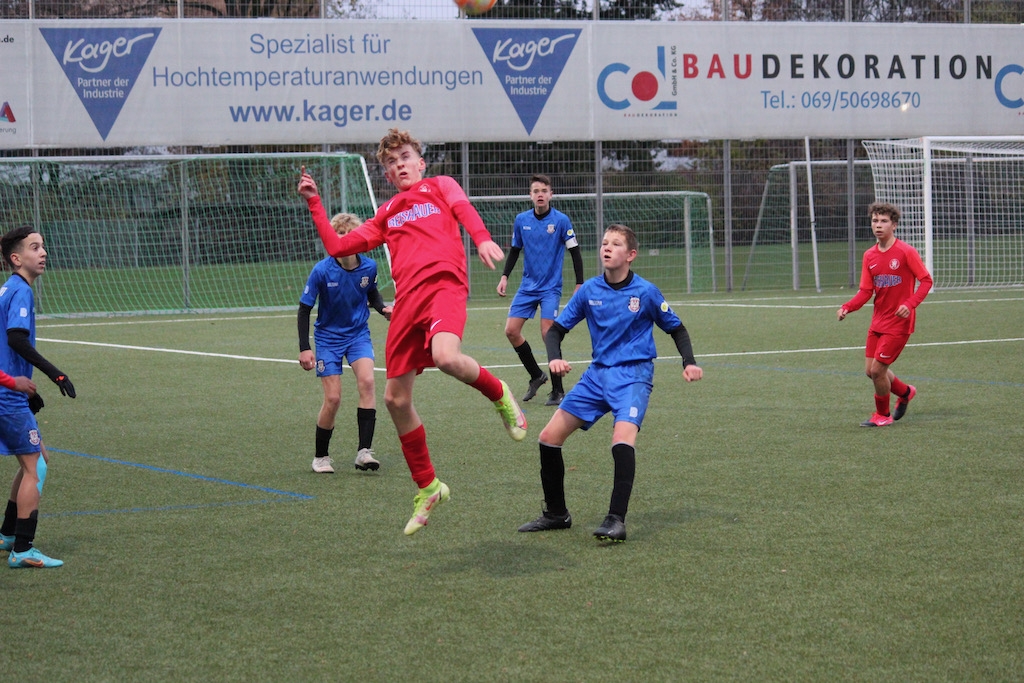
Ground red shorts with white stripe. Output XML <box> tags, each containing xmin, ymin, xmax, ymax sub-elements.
<box><xmin>385</xmin><ymin>279</ymin><xmax>468</xmax><ymax>378</ymax></box>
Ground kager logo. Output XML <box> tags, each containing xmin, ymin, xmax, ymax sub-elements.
<box><xmin>0</xmin><ymin>102</ymin><xmax>15</xmax><ymax>123</ymax></box>
<box><xmin>472</xmin><ymin>28</ymin><xmax>581</xmax><ymax>135</ymax></box>
<box><xmin>598</xmin><ymin>45</ymin><xmax>677</xmax><ymax>112</ymax></box>
<box><xmin>40</xmin><ymin>27</ymin><xmax>162</xmax><ymax>140</ymax></box>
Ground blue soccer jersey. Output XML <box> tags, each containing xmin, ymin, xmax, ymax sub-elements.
<box><xmin>0</xmin><ymin>274</ymin><xmax>35</xmax><ymax>414</ymax></box>
<box><xmin>300</xmin><ymin>255</ymin><xmax>379</xmax><ymax>348</ymax></box>
<box><xmin>511</xmin><ymin>207</ymin><xmax>577</xmax><ymax>295</ymax></box>
<box><xmin>556</xmin><ymin>272</ymin><xmax>681</xmax><ymax>368</ymax></box>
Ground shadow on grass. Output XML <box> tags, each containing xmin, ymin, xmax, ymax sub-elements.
<box><xmin>631</xmin><ymin>506</ymin><xmax>742</xmax><ymax>540</ymax></box>
<box><xmin>439</xmin><ymin>539</ymin><xmax>578</xmax><ymax>578</ymax></box>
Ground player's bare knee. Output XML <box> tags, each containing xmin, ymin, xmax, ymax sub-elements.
<box><xmin>432</xmin><ymin>354</ymin><xmax>460</xmax><ymax>376</ymax></box>
<box><xmin>356</xmin><ymin>378</ymin><xmax>375</xmax><ymax>398</ymax></box>
<box><xmin>384</xmin><ymin>391</ymin><xmax>410</xmax><ymax>415</ymax></box>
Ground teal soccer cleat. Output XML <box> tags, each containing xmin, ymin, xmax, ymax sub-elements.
<box><xmin>9</xmin><ymin>547</ymin><xmax>63</xmax><ymax>568</ymax></box>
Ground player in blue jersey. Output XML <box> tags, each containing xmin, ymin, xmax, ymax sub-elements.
<box><xmin>497</xmin><ymin>174</ymin><xmax>584</xmax><ymax>407</ymax></box>
<box><xmin>518</xmin><ymin>224</ymin><xmax>703</xmax><ymax>543</ymax></box>
<box><xmin>299</xmin><ymin>213</ymin><xmax>392</xmax><ymax>474</ymax></box>
<box><xmin>0</xmin><ymin>226</ymin><xmax>77</xmax><ymax>568</ymax></box>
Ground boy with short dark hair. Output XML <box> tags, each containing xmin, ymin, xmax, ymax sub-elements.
<box><xmin>0</xmin><ymin>226</ymin><xmax>76</xmax><ymax>568</ymax></box>
<box><xmin>497</xmin><ymin>173</ymin><xmax>584</xmax><ymax>406</ymax></box>
<box><xmin>837</xmin><ymin>202</ymin><xmax>932</xmax><ymax>426</ymax></box>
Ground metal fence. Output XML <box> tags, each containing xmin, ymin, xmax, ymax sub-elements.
<box><xmin>3</xmin><ymin>0</ymin><xmax>1021</xmax><ymax>292</ymax></box>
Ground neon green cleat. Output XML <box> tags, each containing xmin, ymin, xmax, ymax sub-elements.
<box><xmin>404</xmin><ymin>480</ymin><xmax>451</xmax><ymax>536</ymax></box>
<box><xmin>494</xmin><ymin>380</ymin><xmax>528</xmax><ymax>441</ymax></box>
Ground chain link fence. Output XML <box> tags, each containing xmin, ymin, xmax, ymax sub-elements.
<box><xmin>3</xmin><ymin>0</ymin><xmax>1020</xmax><ymax>293</ymax></box>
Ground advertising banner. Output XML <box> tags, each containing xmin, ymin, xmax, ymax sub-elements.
<box><xmin>0</xmin><ymin>19</ymin><xmax>1021</xmax><ymax>148</ymax></box>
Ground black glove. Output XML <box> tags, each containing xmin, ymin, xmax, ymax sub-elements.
<box><xmin>28</xmin><ymin>393</ymin><xmax>44</xmax><ymax>414</ymax></box>
<box><xmin>53</xmin><ymin>374</ymin><xmax>76</xmax><ymax>398</ymax></box>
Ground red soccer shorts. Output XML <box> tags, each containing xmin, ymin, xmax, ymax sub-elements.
<box><xmin>385</xmin><ymin>280</ymin><xmax>468</xmax><ymax>378</ymax></box>
<box><xmin>865</xmin><ymin>330</ymin><xmax>910</xmax><ymax>366</ymax></box>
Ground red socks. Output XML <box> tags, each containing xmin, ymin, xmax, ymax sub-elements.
<box><xmin>874</xmin><ymin>394</ymin><xmax>891</xmax><ymax>417</ymax></box>
<box><xmin>399</xmin><ymin>424</ymin><xmax>435</xmax><ymax>488</ymax></box>
<box><xmin>890</xmin><ymin>376</ymin><xmax>910</xmax><ymax>399</ymax></box>
<box><xmin>470</xmin><ymin>367</ymin><xmax>504</xmax><ymax>402</ymax></box>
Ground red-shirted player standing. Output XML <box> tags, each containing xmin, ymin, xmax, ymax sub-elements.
<box><xmin>838</xmin><ymin>202</ymin><xmax>933</xmax><ymax>427</ymax></box>
<box><xmin>298</xmin><ymin>129</ymin><xmax>528</xmax><ymax>535</ymax></box>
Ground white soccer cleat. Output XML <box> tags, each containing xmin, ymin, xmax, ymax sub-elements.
<box><xmin>311</xmin><ymin>456</ymin><xmax>335</xmax><ymax>473</ymax></box>
<box><xmin>354</xmin><ymin>448</ymin><xmax>380</xmax><ymax>471</ymax></box>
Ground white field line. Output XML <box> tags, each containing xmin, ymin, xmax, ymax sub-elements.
<box><xmin>36</xmin><ymin>293</ymin><xmax>1024</xmax><ymax>368</ymax></box>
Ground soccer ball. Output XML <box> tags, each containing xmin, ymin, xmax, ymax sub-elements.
<box><xmin>455</xmin><ymin>0</ymin><xmax>497</xmax><ymax>15</ymax></box>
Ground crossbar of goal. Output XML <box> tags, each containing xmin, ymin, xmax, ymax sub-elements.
<box><xmin>863</xmin><ymin>136</ymin><xmax>1024</xmax><ymax>288</ymax></box>
<box><xmin>469</xmin><ymin>190</ymin><xmax>716</xmax><ymax>295</ymax></box>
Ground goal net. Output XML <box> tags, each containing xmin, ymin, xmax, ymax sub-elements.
<box><xmin>862</xmin><ymin>136</ymin><xmax>1024</xmax><ymax>288</ymax></box>
<box><xmin>0</xmin><ymin>153</ymin><xmax>386</xmax><ymax>316</ymax></box>
<box><xmin>471</xmin><ymin>191</ymin><xmax>716</xmax><ymax>296</ymax></box>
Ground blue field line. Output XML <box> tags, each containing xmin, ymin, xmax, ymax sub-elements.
<box><xmin>44</xmin><ymin>447</ymin><xmax>314</xmax><ymax>518</ymax></box>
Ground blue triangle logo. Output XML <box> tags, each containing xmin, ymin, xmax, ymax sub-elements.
<box><xmin>472</xmin><ymin>28</ymin><xmax>581</xmax><ymax>135</ymax></box>
<box><xmin>40</xmin><ymin>27</ymin><xmax>162</xmax><ymax>141</ymax></box>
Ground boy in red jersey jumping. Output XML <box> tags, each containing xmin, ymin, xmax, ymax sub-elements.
<box><xmin>298</xmin><ymin>129</ymin><xmax>527</xmax><ymax>535</ymax></box>
<box><xmin>837</xmin><ymin>202</ymin><xmax>932</xmax><ymax>427</ymax></box>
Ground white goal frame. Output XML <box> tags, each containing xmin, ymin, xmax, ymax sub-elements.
<box><xmin>863</xmin><ymin>136</ymin><xmax>1024</xmax><ymax>288</ymax></box>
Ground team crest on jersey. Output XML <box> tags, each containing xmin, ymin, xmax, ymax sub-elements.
<box><xmin>889</xmin><ymin>258</ymin><xmax>900</xmax><ymax>270</ymax></box>
<box><xmin>660</xmin><ymin>300</ymin><xmax>670</xmax><ymax>312</ymax></box>
<box><xmin>360</xmin><ymin>276</ymin><xmax>370</xmax><ymax>288</ymax></box>
<box><xmin>29</xmin><ymin>429</ymin><xmax>40</xmax><ymax>446</ymax></box>
<box><xmin>546</xmin><ymin>224</ymin><xmax>555</xmax><ymax>234</ymax></box>
<box><xmin>628</xmin><ymin>296</ymin><xmax>641</xmax><ymax>312</ymax></box>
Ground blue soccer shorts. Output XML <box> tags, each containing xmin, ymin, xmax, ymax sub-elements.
<box><xmin>559</xmin><ymin>362</ymin><xmax>654</xmax><ymax>431</ymax></box>
<box><xmin>0</xmin><ymin>410</ymin><xmax>43</xmax><ymax>456</ymax></box>
<box><xmin>508</xmin><ymin>288</ymin><xmax>561</xmax><ymax>321</ymax></box>
<box><xmin>314</xmin><ymin>331</ymin><xmax>375</xmax><ymax>377</ymax></box>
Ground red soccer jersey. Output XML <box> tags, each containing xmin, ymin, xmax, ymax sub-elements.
<box><xmin>306</xmin><ymin>176</ymin><xmax>491</xmax><ymax>305</ymax></box>
<box><xmin>843</xmin><ymin>238</ymin><xmax>933</xmax><ymax>335</ymax></box>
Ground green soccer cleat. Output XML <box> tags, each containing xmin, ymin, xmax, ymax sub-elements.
<box><xmin>8</xmin><ymin>547</ymin><xmax>63</xmax><ymax>568</ymax></box>
<box><xmin>404</xmin><ymin>480</ymin><xmax>451</xmax><ymax>536</ymax></box>
<box><xmin>0</xmin><ymin>534</ymin><xmax>13</xmax><ymax>552</ymax></box>
<box><xmin>494</xmin><ymin>380</ymin><xmax>528</xmax><ymax>441</ymax></box>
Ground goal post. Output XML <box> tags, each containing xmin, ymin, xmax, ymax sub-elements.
<box><xmin>743</xmin><ymin>159</ymin><xmax>876</xmax><ymax>291</ymax></box>
<box><xmin>470</xmin><ymin>191</ymin><xmax>716</xmax><ymax>296</ymax></box>
<box><xmin>0</xmin><ymin>153</ymin><xmax>387</xmax><ymax>316</ymax></box>
<box><xmin>862</xmin><ymin>136</ymin><xmax>1024</xmax><ymax>288</ymax></box>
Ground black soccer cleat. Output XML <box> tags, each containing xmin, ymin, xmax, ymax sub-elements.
<box><xmin>593</xmin><ymin>514</ymin><xmax>627</xmax><ymax>543</ymax></box>
<box><xmin>893</xmin><ymin>385</ymin><xmax>916</xmax><ymax>421</ymax></box>
<box><xmin>518</xmin><ymin>509</ymin><xmax>572</xmax><ymax>532</ymax></box>
<box><xmin>522</xmin><ymin>373</ymin><xmax>549</xmax><ymax>402</ymax></box>
<box><xmin>544</xmin><ymin>390</ymin><xmax>564</xmax><ymax>407</ymax></box>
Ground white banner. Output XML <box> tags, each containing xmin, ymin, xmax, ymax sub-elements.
<box><xmin>1</xmin><ymin>19</ymin><xmax>1022</xmax><ymax>148</ymax></box>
